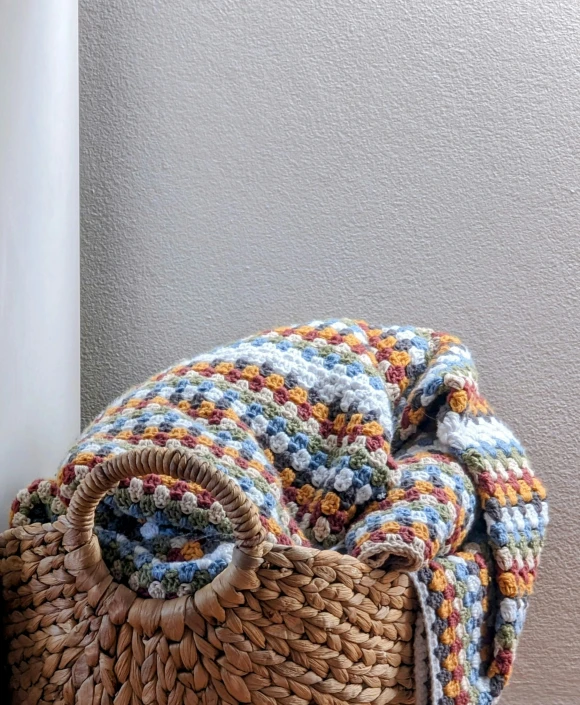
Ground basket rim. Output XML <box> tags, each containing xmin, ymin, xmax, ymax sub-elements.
<box><xmin>0</xmin><ymin>517</ymin><xmax>413</xmax><ymax>637</ymax></box>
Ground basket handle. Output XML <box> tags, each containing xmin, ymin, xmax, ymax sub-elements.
<box><xmin>65</xmin><ymin>446</ymin><xmax>267</xmax><ymax>551</ymax></box>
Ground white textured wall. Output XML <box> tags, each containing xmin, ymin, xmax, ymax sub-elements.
<box><xmin>0</xmin><ymin>1</ymin><xmax>79</xmax><ymax>525</ymax></box>
<box><xmin>80</xmin><ymin>2</ymin><xmax>580</xmax><ymax>702</ymax></box>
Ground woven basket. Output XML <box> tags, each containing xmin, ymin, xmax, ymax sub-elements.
<box><xmin>0</xmin><ymin>447</ymin><xmax>416</xmax><ymax>705</ymax></box>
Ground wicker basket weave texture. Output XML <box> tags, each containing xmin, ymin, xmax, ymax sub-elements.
<box><xmin>0</xmin><ymin>448</ymin><xmax>417</xmax><ymax>705</ymax></box>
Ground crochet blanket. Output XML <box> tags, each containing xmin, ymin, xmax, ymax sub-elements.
<box><xmin>10</xmin><ymin>319</ymin><xmax>547</xmax><ymax>705</ymax></box>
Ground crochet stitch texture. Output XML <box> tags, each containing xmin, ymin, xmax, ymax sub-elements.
<box><xmin>11</xmin><ymin>319</ymin><xmax>547</xmax><ymax>705</ymax></box>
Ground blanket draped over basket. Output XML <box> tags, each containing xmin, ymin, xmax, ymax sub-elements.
<box><xmin>6</xmin><ymin>319</ymin><xmax>547</xmax><ymax>705</ymax></box>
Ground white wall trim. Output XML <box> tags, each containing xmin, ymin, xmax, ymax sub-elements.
<box><xmin>0</xmin><ymin>1</ymin><xmax>80</xmax><ymax>526</ymax></box>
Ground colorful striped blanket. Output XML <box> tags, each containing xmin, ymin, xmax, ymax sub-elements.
<box><xmin>11</xmin><ymin>319</ymin><xmax>547</xmax><ymax>705</ymax></box>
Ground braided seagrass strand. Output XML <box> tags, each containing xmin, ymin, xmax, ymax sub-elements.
<box><xmin>66</xmin><ymin>447</ymin><xmax>266</xmax><ymax>551</ymax></box>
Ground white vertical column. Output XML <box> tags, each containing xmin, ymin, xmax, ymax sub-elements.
<box><xmin>0</xmin><ymin>1</ymin><xmax>80</xmax><ymax>526</ymax></box>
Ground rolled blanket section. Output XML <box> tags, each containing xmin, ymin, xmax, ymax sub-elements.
<box><xmin>345</xmin><ymin>437</ymin><xmax>477</xmax><ymax>571</ymax></box>
<box><xmin>10</xmin><ymin>319</ymin><xmax>547</xmax><ymax>705</ymax></box>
